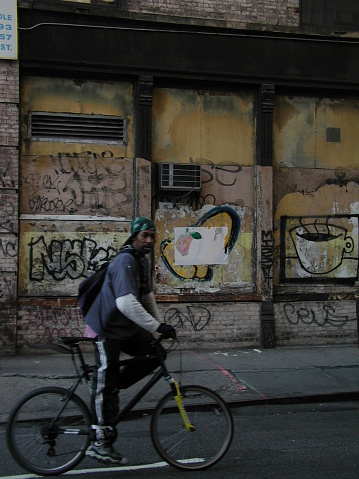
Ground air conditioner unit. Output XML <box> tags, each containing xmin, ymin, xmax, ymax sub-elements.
<box><xmin>159</xmin><ymin>164</ymin><xmax>201</xmax><ymax>191</ymax></box>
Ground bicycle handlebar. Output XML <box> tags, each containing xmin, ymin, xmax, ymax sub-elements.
<box><xmin>156</xmin><ymin>331</ymin><xmax>177</xmax><ymax>342</ymax></box>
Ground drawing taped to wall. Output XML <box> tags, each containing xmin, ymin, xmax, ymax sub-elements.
<box><xmin>161</xmin><ymin>205</ymin><xmax>240</xmax><ymax>281</ymax></box>
<box><xmin>280</xmin><ymin>215</ymin><xmax>359</xmax><ymax>282</ymax></box>
<box><xmin>175</xmin><ymin>226</ymin><xmax>229</xmax><ymax>265</ymax></box>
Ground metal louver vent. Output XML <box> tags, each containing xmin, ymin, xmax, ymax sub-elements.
<box><xmin>159</xmin><ymin>163</ymin><xmax>201</xmax><ymax>191</ymax></box>
<box><xmin>29</xmin><ymin>112</ymin><xmax>126</xmax><ymax>143</ymax></box>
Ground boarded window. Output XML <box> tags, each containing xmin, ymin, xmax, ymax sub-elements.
<box><xmin>301</xmin><ymin>0</ymin><xmax>359</xmax><ymax>30</ymax></box>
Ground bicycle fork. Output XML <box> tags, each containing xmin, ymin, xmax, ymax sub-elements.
<box><xmin>166</xmin><ymin>376</ymin><xmax>196</xmax><ymax>432</ymax></box>
<box><xmin>153</xmin><ymin>340</ymin><xmax>195</xmax><ymax>432</ymax></box>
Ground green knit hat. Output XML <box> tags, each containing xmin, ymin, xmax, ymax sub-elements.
<box><xmin>130</xmin><ymin>217</ymin><xmax>156</xmax><ymax>235</ymax></box>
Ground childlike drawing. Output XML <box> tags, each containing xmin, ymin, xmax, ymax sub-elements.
<box><xmin>176</xmin><ymin>229</ymin><xmax>202</xmax><ymax>256</ymax></box>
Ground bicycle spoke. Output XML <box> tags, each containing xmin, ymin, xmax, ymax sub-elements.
<box><xmin>151</xmin><ymin>385</ymin><xmax>233</xmax><ymax>470</ymax></box>
<box><xmin>6</xmin><ymin>388</ymin><xmax>91</xmax><ymax>476</ymax></box>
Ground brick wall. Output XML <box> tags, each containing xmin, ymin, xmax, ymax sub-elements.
<box><xmin>274</xmin><ymin>301</ymin><xmax>358</xmax><ymax>346</ymax></box>
<box><xmin>17</xmin><ymin>300</ymin><xmax>84</xmax><ymax>353</ymax></box>
<box><xmin>15</xmin><ymin>298</ymin><xmax>358</xmax><ymax>352</ymax></box>
<box><xmin>0</xmin><ymin>60</ymin><xmax>19</xmax><ymax>355</ymax></box>
<box><xmin>128</xmin><ymin>0</ymin><xmax>300</xmax><ymax>27</ymax></box>
<box><xmin>159</xmin><ymin>301</ymin><xmax>261</xmax><ymax>349</ymax></box>
<box><xmin>15</xmin><ymin>299</ymin><xmax>261</xmax><ymax>352</ymax></box>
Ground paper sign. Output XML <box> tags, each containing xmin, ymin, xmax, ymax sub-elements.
<box><xmin>0</xmin><ymin>0</ymin><xmax>17</xmax><ymax>60</ymax></box>
<box><xmin>174</xmin><ymin>226</ymin><xmax>229</xmax><ymax>265</ymax></box>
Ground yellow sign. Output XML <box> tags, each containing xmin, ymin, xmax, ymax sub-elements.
<box><xmin>0</xmin><ymin>0</ymin><xmax>17</xmax><ymax>60</ymax></box>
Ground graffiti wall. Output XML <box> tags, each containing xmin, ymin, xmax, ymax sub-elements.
<box><xmin>280</xmin><ymin>214</ymin><xmax>358</xmax><ymax>282</ymax></box>
<box><xmin>20</xmin><ymin>154</ymin><xmax>134</xmax><ymax>217</ymax></box>
<box><xmin>273</xmin><ymin>94</ymin><xmax>359</xmax><ymax>343</ymax></box>
<box><xmin>274</xmin><ymin>300</ymin><xmax>358</xmax><ymax>345</ymax></box>
<box><xmin>17</xmin><ymin>301</ymin><xmax>85</xmax><ymax>348</ymax></box>
<box><xmin>155</xmin><ymin>198</ymin><xmax>254</xmax><ymax>294</ymax></box>
<box><xmin>13</xmin><ymin>76</ymin><xmax>145</xmax><ymax>350</ymax></box>
<box><xmin>158</xmin><ymin>301</ymin><xmax>261</xmax><ymax>347</ymax></box>
<box><xmin>0</xmin><ymin>190</ymin><xmax>18</xmax><ymax>272</ymax></box>
<box><xmin>152</xmin><ymin>87</ymin><xmax>256</xmax><ymax>297</ymax></box>
<box><xmin>19</xmin><ymin>221</ymin><xmax>130</xmax><ymax>296</ymax></box>
<box><xmin>155</xmin><ymin>204</ymin><xmax>252</xmax><ymax>292</ymax></box>
<box><xmin>11</xmin><ymin>81</ymin><xmax>359</xmax><ymax>351</ymax></box>
<box><xmin>273</xmin><ymin>169</ymin><xmax>359</xmax><ymax>343</ymax></box>
<box><xmin>274</xmin><ymin>171</ymin><xmax>359</xmax><ymax>286</ymax></box>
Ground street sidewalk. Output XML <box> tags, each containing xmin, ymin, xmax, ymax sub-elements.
<box><xmin>1</xmin><ymin>343</ymin><xmax>359</xmax><ymax>422</ymax></box>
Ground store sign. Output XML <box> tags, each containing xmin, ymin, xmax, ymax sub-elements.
<box><xmin>0</xmin><ymin>0</ymin><xmax>17</xmax><ymax>60</ymax></box>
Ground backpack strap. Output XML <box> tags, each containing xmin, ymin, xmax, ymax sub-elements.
<box><xmin>118</xmin><ymin>245</ymin><xmax>148</xmax><ymax>296</ymax></box>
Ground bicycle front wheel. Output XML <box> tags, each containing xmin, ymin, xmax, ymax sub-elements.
<box><xmin>151</xmin><ymin>385</ymin><xmax>233</xmax><ymax>470</ymax></box>
<box><xmin>6</xmin><ymin>386</ymin><xmax>91</xmax><ymax>476</ymax></box>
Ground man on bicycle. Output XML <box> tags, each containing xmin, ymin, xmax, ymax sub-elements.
<box><xmin>84</xmin><ymin>216</ymin><xmax>175</xmax><ymax>465</ymax></box>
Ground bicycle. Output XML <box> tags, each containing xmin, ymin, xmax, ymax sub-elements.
<box><xmin>6</xmin><ymin>335</ymin><xmax>234</xmax><ymax>476</ymax></box>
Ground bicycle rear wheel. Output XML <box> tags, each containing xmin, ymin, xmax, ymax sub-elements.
<box><xmin>151</xmin><ymin>385</ymin><xmax>233</xmax><ymax>470</ymax></box>
<box><xmin>6</xmin><ymin>386</ymin><xmax>91</xmax><ymax>476</ymax></box>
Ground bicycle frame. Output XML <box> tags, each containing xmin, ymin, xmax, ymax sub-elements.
<box><xmin>58</xmin><ymin>336</ymin><xmax>195</xmax><ymax>431</ymax></box>
<box><xmin>116</xmin><ymin>339</ymin><xmax>195</xmax><ymax>431</ymax></box>
<box><xmin>7</xmin><ymin>336</ymin><xmax>233</xmax><ymax>475</ymax></box>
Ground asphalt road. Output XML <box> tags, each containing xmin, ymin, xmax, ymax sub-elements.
<box><xmin>2</xmin><ymin>401</ymin><xmax>359</xmax><ymax>479</ymax></box>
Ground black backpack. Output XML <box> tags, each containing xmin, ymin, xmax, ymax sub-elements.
<box><xmin>78</xmin><ymin>247</ymin><xmax>139</xmax><ymax>317</ymax></box>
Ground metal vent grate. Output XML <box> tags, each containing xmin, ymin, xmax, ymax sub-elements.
<box><xmin>29</xmin><ymin>112</ymin><xmax>126</xmax><ymax>143</ymax></box>
<box><xmin>159</xmin><ymin>163</ymin><xmax>201</xmax><ymax>191</ymax></box>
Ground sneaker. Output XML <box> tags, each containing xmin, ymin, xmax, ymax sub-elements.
<box><xmin>85</xmin><ymin>441</ymin><xmax>128</xmax><ymax>465</ymax></box>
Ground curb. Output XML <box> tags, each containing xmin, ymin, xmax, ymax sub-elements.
<box><xmin>227</xmin><ymin>390</ymin><xmax>359</xmax><ymax>409</ymax></box>
<box><xmin>2</xmin><ymin>391</ymin><xmax>359</xmax><ymax>426</ymax></box>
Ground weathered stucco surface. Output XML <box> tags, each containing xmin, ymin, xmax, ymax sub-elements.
<box><xmin>21</xmin><ymin>77</ymin><xmax>134</xmax><ymax>158</ymax></box>
<box><xmin>20</xmin><ymin>155</ymin><xmax>134</xmax><ymax>217</ymax></box>
<box><xmin>274</xmin><ymin>96</ymin><xmax>359</xmax><ymax>169</ymax></box>
<box><xmin>153</xmin><ymin>88</ymin><xmax>254</xmax><ymax>166</ymax></box>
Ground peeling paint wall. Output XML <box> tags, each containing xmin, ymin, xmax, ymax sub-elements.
<box><xmin>152</xmin><ymin>87</ymin><xmax>256</xmax><ymax>298</ymax></box>
<box><xmin>20</xmin><ymin>155</ymin><xmax>134</xmax><ymax>217</ymax></box>
<box><xmin>273</xmin><ymin>94</ymin><xmax>359</xmax><ymax>345</ymax></box>
<box><xmin>10</xmin><ymin>77</ymin><xmax>359</xmax><ymax>351</ymax></box>
<box><xmin>15</xmin><ymin>77</ymin><xmax>154</xmax><ymax>350</ymax></box>
<box><xmin>155</xmin><ymin>205</ymin><xmax>253</xmax><ymax>294</ymax></box>
<box><xmin>274</xmin><ymin>96</ymin><xmax>359</xmax><ymax>169</ymax></box>
<box><xmin>153</xmin><ymin>88</ymin><xmax>254</xmax><ymax>166</ymax></box>
<box><xmin>21</xmin><ymin>77</ymin><xmax>134</xmax><ymax>158</ymax></box>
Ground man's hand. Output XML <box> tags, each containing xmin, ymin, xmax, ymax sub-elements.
<box><xmin>157</xmin><ymin>323</ymin><xmax>176</xmax><ymax>339</ymax></box>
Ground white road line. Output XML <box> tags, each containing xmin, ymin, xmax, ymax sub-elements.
<box><xmin>1</xmin><ymin>461</ymin><xmax>170</xmax><ymax>479</ymax></box>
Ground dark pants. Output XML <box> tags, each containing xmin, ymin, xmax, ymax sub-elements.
<box><xmin>90</xmin><ymin>328</ymin><xmax>165</xmax><ymax>431</ymax></box>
